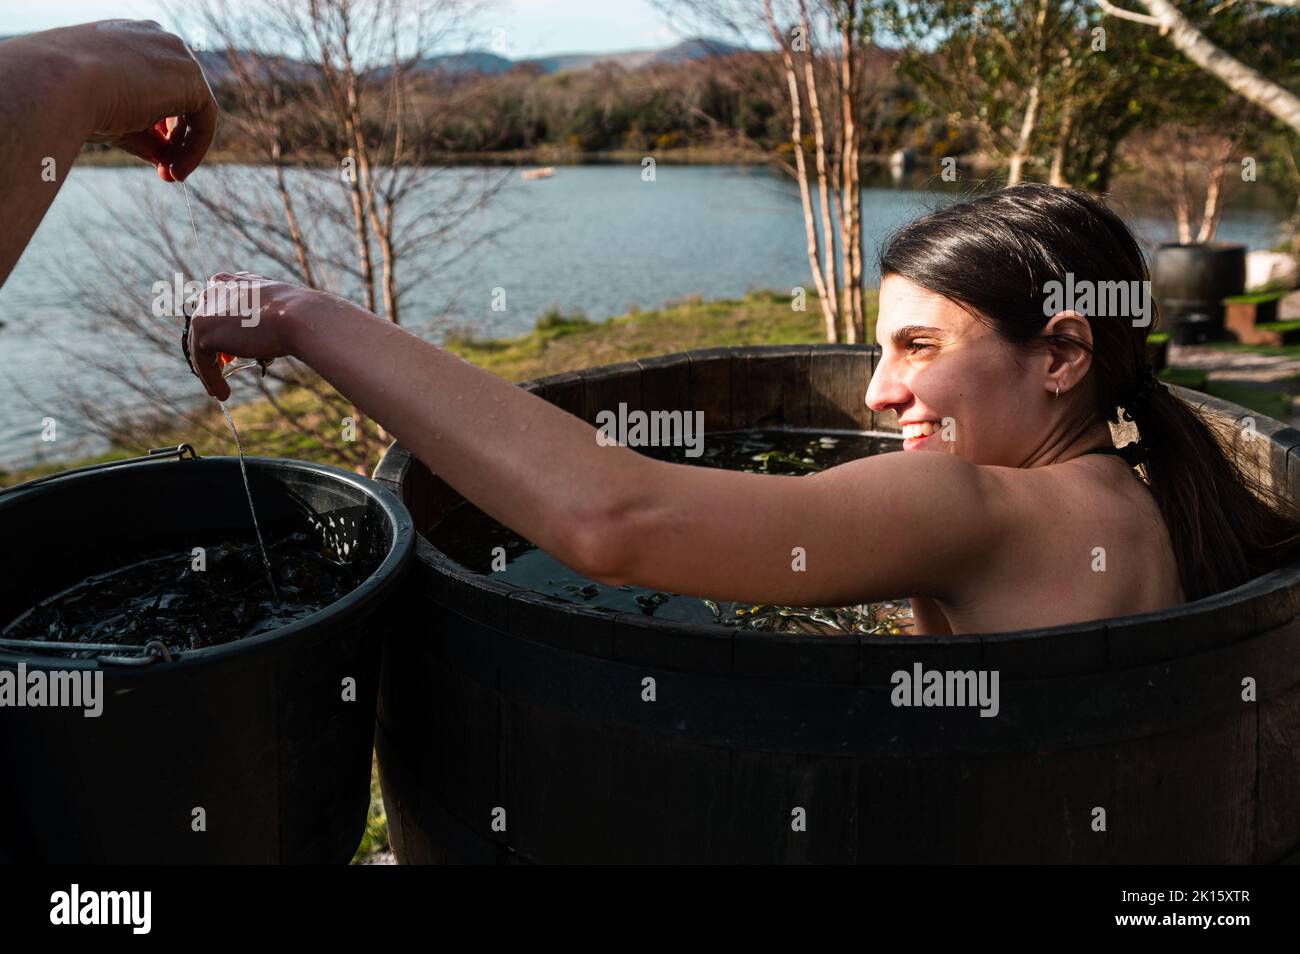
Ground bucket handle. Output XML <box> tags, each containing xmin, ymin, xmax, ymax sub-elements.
<box><xmin>0</xmin><ymin>637</ymin><xmax>176</xmax><ymax>666</ymax></box>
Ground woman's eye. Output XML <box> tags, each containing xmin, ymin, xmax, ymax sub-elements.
<box><xmin>907</xmin><ymin>340</ymin><xmax>937</xmax><ymax>355</ymax></box>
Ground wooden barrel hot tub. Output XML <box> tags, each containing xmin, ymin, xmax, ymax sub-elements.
<box><xmin>372</xmin><ymin>344</ymin><xmax>1300</xmax><ymax>864</ymax></box>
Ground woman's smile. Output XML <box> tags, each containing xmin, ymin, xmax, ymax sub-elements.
<box><xmin>900</xmin><ymin>419</ymin><xmax>941</xmax><ymax>449</ymax></box>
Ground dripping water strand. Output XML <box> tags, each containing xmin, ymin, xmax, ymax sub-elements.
<box><xmin>181</xmin><ymin>180</ymin><xmax>200</xmax><ymax>248</ymax></box>
<box><xmin>220</xmin><ymin>400</ymin><xmax>280</xmax><ymax>604</ymax></box>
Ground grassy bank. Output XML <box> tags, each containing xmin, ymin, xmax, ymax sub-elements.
<box><xmin>444</xmin><ymin>289</ymin><xmax>848</xmax><ymax>379</ymax></box>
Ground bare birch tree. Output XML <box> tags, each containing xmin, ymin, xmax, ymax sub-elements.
<box><xmin>667</xmin><ymin>0</ymin><xmax>875</xmax><ymax>343</ymax></box>
<box><xmin>1129</xmin><ymin>123</ymin><xmax>1243</xmax><ymax>242</ymax></box>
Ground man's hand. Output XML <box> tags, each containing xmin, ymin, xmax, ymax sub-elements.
<box><xmin>0</xmin><ymin>19</ymin><xmax>221</xmax><ymax>288</ymax></box>
<box><xmin>33</xmin><ymin>19</ymin><xmax>218</xmax><ymax>181</ymax></box>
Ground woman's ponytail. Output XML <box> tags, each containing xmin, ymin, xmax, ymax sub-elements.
<box><xmin>1128</xmin><ymin>377</ymin><xmax>1300</xmax><ymax>601</ymax></box>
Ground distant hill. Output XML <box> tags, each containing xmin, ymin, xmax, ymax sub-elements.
<box><xmin>405</xmin><ymin>50</ymin><xmax>516</xmax><ymax>77</ymax></box>
<box><xmin>192</xmin><ymin>48</ymin><xmax>322</xmax><ymax>86</ymax></box>
<box><xmin>0</xmin><ymin>32</ymin><xmax>751</xmax><ymax>85</ymax></box>
<box><xmin>411</xmin><ymin>36</ymin><xmax>751</xmax><ymax>78</ymax></box>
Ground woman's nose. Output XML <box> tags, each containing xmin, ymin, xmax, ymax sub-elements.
<box><xmin>865</xmin><ymin>360</ymin><xmax>909</xmax><ymax>414</ymax></box>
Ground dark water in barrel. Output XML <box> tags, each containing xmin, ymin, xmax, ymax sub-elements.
<box><xmin>431</xmin><ymin>429</ymin><xmax>915</xmax><ymax>635</ymax></box>
<box><xmin>1</xmin><ymin>531</ymin><xmax>366</xmax><ymax>656</ymax></box>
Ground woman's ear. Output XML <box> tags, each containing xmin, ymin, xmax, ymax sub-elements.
<box><xmin>1042</xmin><ymin>309</ymin><xmax>1094</xmax><ymax>394</ymax></box>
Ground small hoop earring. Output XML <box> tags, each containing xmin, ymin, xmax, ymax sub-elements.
<box><xmin>1055</xmin><ymin>383</ymin><xmax>1060</xmax><ymax>400</ymax></box>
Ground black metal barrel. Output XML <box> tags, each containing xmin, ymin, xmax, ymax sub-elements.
<box><xmin>1152</xmin><ymin>242</ymin><xmax>1247</xmax><ymax>344</ymax></box>
<box><xmin>373</xmin><ymin>344</ymin><xmax>1300</xmax><ymax>863</ymax></box>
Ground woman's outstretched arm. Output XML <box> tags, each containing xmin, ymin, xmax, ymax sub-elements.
<box><xmin>189</xmin><ymin>274</ymin><xmax>1008</xmax><ymax>605</ymax></box>
<box><xmin>599</xmin><ymin>448</ymin><xmax>1008</xmax><ymax>606</ymax></box>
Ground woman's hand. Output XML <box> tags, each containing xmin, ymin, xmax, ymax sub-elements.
<box><xmin>35</xmin><ymin>19</ymin><xmax>218</xmax><ymax>181</ymax></box>
<box><xmin>187</xmin><ymin>272</ymin><xmax>361</xmax><ymax>401</ymax></box>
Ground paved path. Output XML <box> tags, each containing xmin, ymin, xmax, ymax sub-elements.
<box><xmin>1169</xmin><ymin>343</ymin><xmax>1300</xmax><ymax>385</ymax></box>
<box><xmin>1168</xmin><ymin>323</ymin><xmax>1300</xmax><ymax>425</ymax></box>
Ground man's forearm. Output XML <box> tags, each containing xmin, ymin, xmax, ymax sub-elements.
<box><xmin>0</xmin><ymin>34</ymin><xmax>94</xmax><ymax>288</ymax></box>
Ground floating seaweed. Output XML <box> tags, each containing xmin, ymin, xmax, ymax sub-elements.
<box><xmin>718</xmin><ymin>600</ymin><xmax>913</xmax><ymax>636</ymax></box>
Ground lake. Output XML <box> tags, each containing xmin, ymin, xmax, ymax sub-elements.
<box><xmin>0</xmin><ymin>163</ymin><xmax>1290</xmax><ymax>470</ymax></box>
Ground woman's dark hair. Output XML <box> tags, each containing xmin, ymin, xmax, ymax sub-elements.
<box><xmin>878</xmin><ymin>182</ymin><xmax>1300</xmax><ymax>602</ymax></box>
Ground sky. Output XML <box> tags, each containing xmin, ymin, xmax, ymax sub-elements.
<box><xmin>0</xmin><ymin>0</ymin><xmax>733</xmax><ymax>57</ymax></box>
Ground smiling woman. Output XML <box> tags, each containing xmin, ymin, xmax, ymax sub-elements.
<box><xmin>867</xmin><ymin>183</ymin><xmax>1300</xmax><ymax>632</ymax></box>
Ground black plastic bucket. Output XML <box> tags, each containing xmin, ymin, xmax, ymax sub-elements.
<box><xmin>1152</xmin><ymin>242</ymin><xmax>1246</xmax><ymax>344</ymax></box>
<box><xmin>0</xmin><ymin>450</ymin><xmax>415</xmax><ymax>863</ymax></box>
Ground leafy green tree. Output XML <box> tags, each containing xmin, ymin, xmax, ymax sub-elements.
<box><xmin>883</xmin><ymin>0</ymin><xmax>1169</xmax><ymax>188</ymax></box>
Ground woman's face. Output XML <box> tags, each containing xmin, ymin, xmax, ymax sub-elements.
<box><xmin>866</xmin><ymin>275</ymin><xmax>1050</xmax><ymax>465</ymax></box>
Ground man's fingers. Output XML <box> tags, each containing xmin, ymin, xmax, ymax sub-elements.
<box><xmin>168</xmin><ymin>72</ymin><xmax>218</xmax><ymax>181</ymax></box>
<box><xmin>112</xmin><ymin>129</ymin><xmax>168</xmax><ymax>167</ymax></box>
<box><xmin>112</xmin><ymin>92</ymin><xmax>216</xmax><ymax>181</ymax></box>
<box><xmin>113</xmin><ymin>121</ymin><xmax>185</xmax><ymax>180</ymax></box>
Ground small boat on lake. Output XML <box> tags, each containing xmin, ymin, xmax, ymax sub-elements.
<box><xmin>521</xmin><ymin>166</ymin><xmax>556</xmax><ymax>181</ymax></box>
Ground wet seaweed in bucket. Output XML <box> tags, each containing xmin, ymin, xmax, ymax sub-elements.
<box><xmin>0</xmin><ymin>531</ymin><xmax>368</xmax><ymax>655</ymax></box>
<box><xmin>0</xmin><ymin>444</ymin><xmax>375</xmax><ymax>655</ymax></box>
